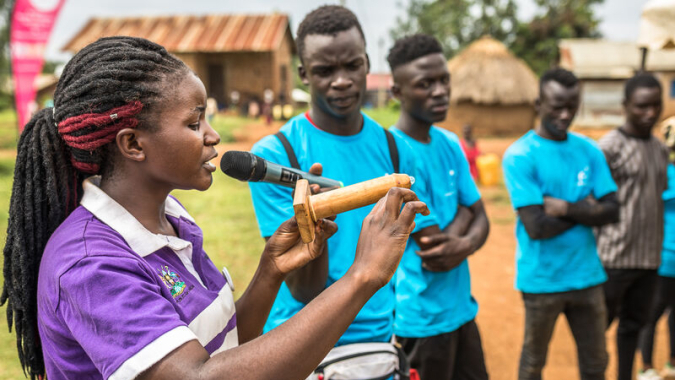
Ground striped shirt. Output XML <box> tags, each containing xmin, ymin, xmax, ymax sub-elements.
<box><xmin>595</xmin><ymin>129</ymin><xmax>669</xmax><ymax>269</ymax></box>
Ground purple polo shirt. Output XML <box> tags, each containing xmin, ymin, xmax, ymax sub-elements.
<box><xmin>37</xmin><ymin>177</ymin><xmax>238</xmax><ymax>380</ymax></box>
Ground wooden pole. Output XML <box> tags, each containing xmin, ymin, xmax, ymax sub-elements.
<box><xmin>640</xmin><ymin>47</ymin><xmax>648</xmax><ymax>72</ymax></box>
<box><xmin>293</xmin><ymin>174</ymin><xmax>412</xmax><ymax>243</ymax></box>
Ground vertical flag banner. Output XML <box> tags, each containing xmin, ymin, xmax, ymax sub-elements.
<box><xmin>10</xmin><ymin>0</ymin><xmax>65</xmax><ymax>131</ymax></box>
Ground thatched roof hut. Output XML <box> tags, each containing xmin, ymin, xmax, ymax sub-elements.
<box><xmin>439</xmin><ymin>36</ymin><xmax>538</xmax><ymax>137</ymax></box>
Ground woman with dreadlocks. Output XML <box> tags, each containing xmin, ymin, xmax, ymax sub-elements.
<box><xmin>2</xmin><ymin>36</ymin><xmax>427</xmax><ymax>380</ymax></box>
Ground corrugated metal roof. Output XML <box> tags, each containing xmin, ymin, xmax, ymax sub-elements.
<box><xmin>62</xmin><ymin>14</ymin><xmax>293</xmax><ymax>53</ymax></box>
<box><xmin>559</xmin><ymin>38</ymin><xmax>675</xmax><ymax>79</ymax></box>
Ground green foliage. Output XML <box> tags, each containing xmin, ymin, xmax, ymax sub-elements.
<box><xmin>511</xmin><ymin>0</ymin><xmax>604</xmax><ymax>75</ymax></box>
<box><xmin>391</xmin><ymin>0</ymin><xmax>519</xmax><ymax>58</ymax></box>
<box><xmin>41</xmin><ymin>60</ymin><xmax>60</xmax><ymax>75</ymax></box>
<box><xmin>391</xmin><ymin>0</ymin><xmax>605</xmax><ymax>75</ymax></box>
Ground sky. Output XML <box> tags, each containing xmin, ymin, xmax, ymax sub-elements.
<box><xmin>43</xmin><ymin>0</ymin><xmax>651</xmax><ymax>73</ymax></box>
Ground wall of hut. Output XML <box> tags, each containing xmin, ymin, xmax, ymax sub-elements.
<box><xmin>439</xmin><ymin>103</ymin><xmax>536</xmax><ymax>137</ymax></box>
<box><xmin>657</xmin><ymin>71</ymin><xmax>675</xmax><ymax>120</ymax></box>
<box><xmin>175</xmin><ymin>48</ymin><xmax>293</xmax><ymax>107</ymax></box>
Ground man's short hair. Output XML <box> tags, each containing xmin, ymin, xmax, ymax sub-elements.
<box><xmin>296</xmin><ymin>5</ymin><xmax>365</xmax><ymax>62</ymax></box>
<box><xmin>387</xmin><ymin>34</ymin><xmax>444</xmax><ymax>71</ymax></box>
<box><xmin>625</xmin><ymin>73</ymin><xmax>662</xmax><ymax>100</ymax></box>
<box><xmin>539</xmin><ymin>68</ymin><xmax>579</xmax><ymax>95</ymax></box>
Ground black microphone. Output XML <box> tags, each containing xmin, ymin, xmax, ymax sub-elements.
<box><xmin>220</xmin><ymin>151</ymin><xmax>344</xmax><ymax>189</ymax></box>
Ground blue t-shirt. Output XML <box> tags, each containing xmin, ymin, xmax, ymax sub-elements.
<box><xmin>659</xmin><ymin>163</ymin><xmax>675</xmax><ymax>278</ymax></box>
<box><xmin>248</xmin><ymin>112</ymin><xmax>436</xmax><ymax>345</ymax></box>
<box><xmin>390</xmin><ymin>127</ymin><xmax>481</xmax><ymax>338</ymax></box>
<box><xmin>502</xmin><ymin>131</ymin><xmax>617</xmax><ymax>294</ymax></box>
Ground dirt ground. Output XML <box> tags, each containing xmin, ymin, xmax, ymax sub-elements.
<box><xmin>226</xmin><ymin>123</ymin><xmax>673</xmax><ymax>380</ymax></box>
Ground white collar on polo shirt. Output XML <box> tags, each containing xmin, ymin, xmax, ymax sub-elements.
<box><xmin>80</xmin><ymin>176</ymin><xmax>196</xmax><ymax>258</ymax></box>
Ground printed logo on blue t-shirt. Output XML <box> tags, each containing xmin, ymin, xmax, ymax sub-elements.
<box><xmin>577</xmin><ymin>166</ymin><xmax>589</xmax><ymax>187</ymax></box>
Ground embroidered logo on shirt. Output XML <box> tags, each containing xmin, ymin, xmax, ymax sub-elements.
<box><xmin>159</xmin><ymin>266</ymin><xmax>187</xmax><ymax>298</ymax></box>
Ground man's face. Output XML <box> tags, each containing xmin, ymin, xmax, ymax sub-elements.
<box><xmin>392</xmin><ymin>53</ymin><xmax>450</xmax><ymax>125</ymax></box>
<box><xmin>537</xmin><ymin>81</ymin><xmax>580</xmax><ymax>140</ymax></box>
<box><xmin>625</xmin><ymin>86</ymin><xmax>662</xmax><ymax>134</ymax></box>
<box><xmin>299</xmin><ymin>27</ymin><xmax>369</xmax><ymax>120</ymax></box>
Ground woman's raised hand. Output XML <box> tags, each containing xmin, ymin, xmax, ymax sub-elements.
<box><xmin>350</xmin><ymin>187</ymin><xmax>429</xmax><ymax>289</ymax></box>
<box><xmin>263</xmin><ymin>217</ymin><xmax>338</xmax><ymax>277</ymax></box>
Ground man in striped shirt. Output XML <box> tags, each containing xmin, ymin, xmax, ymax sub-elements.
<box><xmin>596</xmin><ymin>73</ymin><xmax>670</xmax><ymax>380</ymax></box>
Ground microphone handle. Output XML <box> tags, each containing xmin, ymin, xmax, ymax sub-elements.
<box><xmin>265</xmin><ymin>162</ymin><xmax>343</xmax><ymax>189</ymax></box>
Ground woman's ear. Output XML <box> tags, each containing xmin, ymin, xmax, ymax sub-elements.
<box><xmin>116</xmin><ymin>128</ymin><xmax>145</xmax><ymax>162</ymax></box>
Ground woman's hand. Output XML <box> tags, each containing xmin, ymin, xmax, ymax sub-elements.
<box><xmin>263</xmin><ymin>217</ymin><xmax>338</xmax><ymax>278</ymax></box>
<box><xmin>350</xmin><ymin>187</ymin><xmax>429</xmax><ymax>289</ymax></box>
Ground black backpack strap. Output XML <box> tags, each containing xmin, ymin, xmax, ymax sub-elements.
<box><xmin>274</xmin><ymin>132</ymin><xmax>300</xmax><ymax>170</ymax></box>
<box><xmin>383</xmin><ymin>128</ymin><xmax>400</xmax><ymax>173</ymax></box>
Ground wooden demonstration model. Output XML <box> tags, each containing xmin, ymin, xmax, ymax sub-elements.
<box><xmin>293</xmin><ymin>174</ymin><xmax>413</xmax><ymax>243</ymax></box>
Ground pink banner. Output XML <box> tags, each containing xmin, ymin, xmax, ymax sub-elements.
<box><xmin>11</xmin><ymin>0</ymin><xmax>65</xmax><ymax>131</ymax></box>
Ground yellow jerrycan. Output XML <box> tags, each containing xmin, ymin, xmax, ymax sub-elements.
<box><xmin>476</xmin><ymin>153</ymin><xmax>501</xmax><ymax>186</ymax></box>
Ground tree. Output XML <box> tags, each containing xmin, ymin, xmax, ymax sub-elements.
<box><xmin>390</xmin><ymin>0</ymin><xmax>519</xmax><ymax>59</ymax></box>
<box><xmin>511</xmin><ymin>0</ymin><xmax>604</xmax><ymax>75</ymax></box>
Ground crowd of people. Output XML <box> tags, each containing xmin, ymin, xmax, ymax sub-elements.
<box><xmin>1</xmin><ymin>3</ymin><xmax>674</xmax><ymax>380</ymax></box>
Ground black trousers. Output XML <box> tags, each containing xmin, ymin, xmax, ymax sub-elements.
<box><xmin>639</xmin><ymin>275</ymin><xmax>675</xmax><ymax>366</ymax></box>
<box><xmin>519</xmin><ymin>285</ymin><xmax>608</xmax><ymax>380</ymax></box>
<box><xmin>604</xmin><ymin>269</ymin><xmax>659</xmax><ymax>380</ymax></box>
<box><xmin>396</xmin><ymin>319</ymin><xmax>488</xmax><ymax>380</ymax></box>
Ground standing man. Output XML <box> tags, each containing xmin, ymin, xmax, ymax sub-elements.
<box><xmin>386</xmin><ymin>34</ymin><xmax>490</xmax><ymax>380</ymax></box>
<box><xmin>502</xmin><ymin>68</ymin><xmax>619</xmax><ymax>380</ymax></box>
<box><xmin>247</xmin><ymin>5</ymin><xmax>435</xmax><ymax>374</ymax></box>
<box><xmin>596</xmin><ymin>73</ymin><xmax>670</xmax><ymax>380</ymax></box>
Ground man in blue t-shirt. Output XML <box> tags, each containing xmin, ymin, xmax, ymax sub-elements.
<box><xmin>387</xmin><ymin>34</ymin><xmax>490</xmax><ymax>380</ymax></box>
<box><xmin>248</xmin><ymin>6</ymin><xmax>435</xmax><ymax>352</ymax></box>
<box><xmin>502</xmin><ymin>68</ymin><xmax>619</xmax><ymax>380</ymax></box>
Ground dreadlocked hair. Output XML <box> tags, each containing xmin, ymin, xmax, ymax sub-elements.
<box><xmin>2</xmin><ymin>36</ymin><xmax>189</xmax><ymax>379</ymax></box>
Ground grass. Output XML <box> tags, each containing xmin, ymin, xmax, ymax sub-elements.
<box><xmin>0</xmin><ymin>111</ymin><xmax>18</xmax><ymax>150</ymax></box>
<box><xmin>363</xmin><ymin>106</ymin><xmax>400</xmax><ymax>129</ymax></box>
<box><xmin>207</xmin><ymin>113</ymin><xmax>252</xmax><ymax>143</ymax></box>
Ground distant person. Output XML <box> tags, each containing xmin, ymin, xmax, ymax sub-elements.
<box><xmin>596</xmin><ymin>73</ymin><xmax>670</xmax><ymax>380</ymax></box>
<box><xmin>248</xmin><ymin>6</ymin><xmax>434</xmax><ymax>379</ymax></box>
<box><xmin>638</xmin><ymin>122</ymin><xmax>675</xmax><ymax>380</ymax></box>
<box><xmin>503</xmin><ymin>68</ymin><xmax>619</xmax><ymax>380</ymax></box>
<box><xmin>206</xmin><ymin>97</ymin><xmax>217</xmax><ymax>123</ymax></box>
<box><xmin>460</xmin><ymin>124</ymin><xmax>481</xmax><ymax>181</ymax></box>
<box><xmin>248</xmin><ymin>98</ymin><xmax>260</xmax><ymax>119</ymax></box>
<box><xmin>263</xmin><ymin>88</ymin><xmax>274</xmax><ymax>126</ymax></box>
<box><xmin>387</xmin><ymin>34</ymin><xmax>490</xmax><ymax>380</ymax></box>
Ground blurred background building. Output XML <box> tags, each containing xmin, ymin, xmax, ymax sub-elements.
<box><xmin>62</xmin><ymin>14</ymin><xmax>295</xmax><ymax>108</ymax></box>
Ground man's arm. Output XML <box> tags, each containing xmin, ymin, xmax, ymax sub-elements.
<box><xmin>564</xmin><ymin>192</ymin><xmax>619</xmax><ymax>226</ymax></box>
<box><xmin>412</xmin><ymin>206</ymin><xmax>472</xmax><ymax>251</ymax></box>
<box><xmin>413</xmin><ymin>200</ymin><xmax>490</xmax><ymax>272</ymax></box>
<box><xmin>517</xmin><ymin>205</ymin><xmax>575</xmax><ymax>240</ymax></box>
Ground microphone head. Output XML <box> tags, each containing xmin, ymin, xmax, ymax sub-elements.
<box><xmin>220</xmin><ymin>151</ymin><xmax>266</xmax><ymax>182</ymax></box>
